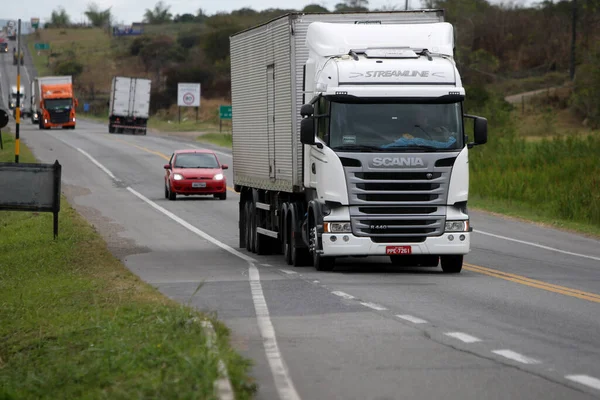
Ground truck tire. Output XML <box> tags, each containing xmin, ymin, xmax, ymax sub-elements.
<box><xmin>289</xmin><ymin>203</ymin><xmax>310</xmax><ymax>267</ymax></box>
<box><xmin>245</xmin><ymin>201</ymin><xmax>254</xmax><ymax>252</ymax></box>
<box><xmin>440</xmin><ymin>255</ymin><xmax>463</xmax><ymax>273</ymax></box>
<box><xmin>252</xmin><ymin>202</ymin><xmax>270</xmax><ymax>255</ymax></box>
<box><xmin>310</xmin><ymin>215</ymin><xmax>335</xmax><ymax>271</ymax></box>
<box><xmin>109</xmin><ymin>125</ymin><xmax>115</xmax><ymax>133</ymax></box>
<box><xmin>281</xmin><ymin>204</ymin><xmax>292</xmax><ymax>265</ymax></box>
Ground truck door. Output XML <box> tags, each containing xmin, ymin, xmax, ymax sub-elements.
<box><xmin>267</xmin><ymin>64</ymin><xmax>276</xmax><ymax>180</ymax></box>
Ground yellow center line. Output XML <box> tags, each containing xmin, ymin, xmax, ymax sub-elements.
<box><xmin>108</xmin><ymin>136</ymin><xmax>237</xmax><ymax>194</ymax></box>
<box><xmin>464</xmin><ymin>263</ymin><xmax>600</xmax><ymax>304</ymax></box>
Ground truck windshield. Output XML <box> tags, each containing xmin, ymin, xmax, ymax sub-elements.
<box><xmin>328</xmin><ymin>102</ymin><xmax>463</xmax><ymax>151</ymax></box>
<box><xmin>45</xmin><ymin>99</ymin><xmax>72</xmax><ymax>111</ymax></box>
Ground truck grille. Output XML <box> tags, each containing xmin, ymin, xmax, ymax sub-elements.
<box><xmin>49</xmin><ymin>110</ymin><xmax>70</xmax><ymax>124</ymax></box>
<box><xmin>342</xmin><ymin>154</ymin><xmax>456</xmax><ymax>242</ymax></box>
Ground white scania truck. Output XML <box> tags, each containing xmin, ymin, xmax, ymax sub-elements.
<box><xmin>230</xmin><ymin>10</ymin><xmax>488</xmax><ymax>273</ymax></box>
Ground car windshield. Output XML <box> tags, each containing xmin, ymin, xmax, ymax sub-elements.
<box><xmin>174</xmin><ymin>153</ymin><xmax>219</xmax><ymax>168</ymax></box>
<box><xmin>328</xmin><ymin>101</ymin><xmax>463</xmax><ymax>152</ymax></box>
<box><xmin>45</xmin><ymin>99</ymin><xmax>72</xmax><ymax>111</ymax></box>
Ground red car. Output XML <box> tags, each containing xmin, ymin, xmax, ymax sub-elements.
<box><xmin>164</xmin><ymin>149</ymin><xmax>228</xmax><ymax>201</ymax></box>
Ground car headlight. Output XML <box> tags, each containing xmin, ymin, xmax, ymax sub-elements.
<box><xmin>213</xmin><ymin>173</ymin><xmax>224</xmax><ymax>181</ymax></box>
<box><xmin>173</xmin><ymin>173</ymin><xmax>184</xmax><ymax>181</ymax></box>
<box><xmin>324</xmin><ymin>222</ymin><xmax>352</xmax><ymax>233</ymax></box>
<box><xmin>445</xmin><ymin>220</ymin><xmax>469</xmax><ymax>232</ymax></box>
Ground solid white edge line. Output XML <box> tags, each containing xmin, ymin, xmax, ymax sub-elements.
<box><xmin>395</xmin><ymin>315</ymin><xmax>428</xmax><ymax>324</ymax></box>
<box><xmin>249</xmin><ymin>265</ymin><xmax>302</xmax><ymax>400</ymax></box>
<box><xmin>492</xmin><ymin>350</ymin><xmax>541</xmax><ymax>365</ymax></box>
<box><xmin>565</xmin><ymin>375</ymin><xmax>600</xmax><ymax>391</ymax></box>
<box><xmin>444</xmin><ymin>332</ymin><xmax>482</xmax><ymax>343</ymax></box>
<box><xmin>69</xmin><ymin>147</ymin><xmax>300</xmax><ymax>400</ymax></box>
<box><xmin>76</xmin><ymin>148</ymin><xmax>121</xmax><ymax>182</ymax></box>
<box><xmin>360</xmin><ymin>302</ymin><xmax>387</xmax><ymax>311</ymax></box>
<box><xmin>331</xmin><ymin>291</ymin><xmax>355</xmax><ymax>300</ymax></box>
<box><xmin>201</xmin><ymin>320</ymin><xmax>235</xmax><ymax>400</ymax></box>
<box><xmin>475</xmin><ymin>230</ymin><xmax>600</xmax><ymax>262</ymax></box>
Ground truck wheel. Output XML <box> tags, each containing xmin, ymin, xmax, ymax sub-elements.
<box><xmin>281</xmin><ymin>204</ymin><xmax>292</xmax><ymax>265</ymax></box>
<box><xmin>289</xmin><ymin>204</ymin><xmax>310</xmax><ymax>267</ymax></box>
<box><xmin>245</xmin><ymin>201</ymin><xmax>254</xmax><ymax>252</ymax></box>
<box><xmin>440</xmin><ymin>255</ymin><xmax>463</xmax><ymax>274</ymax></box>
<box><xmin>109</xmin><ymin>126</ymin><xmax>115</xmax><ymax>133</ymax></box>
<box><xmin>252</xmin><ymin>203</ymin><xmax>269</xmax><ymax>255</ymax></box>
<box><xmin>310</xmin><ymin>218</ymin><xmax>335</xmax><ymax>271</ymax></box>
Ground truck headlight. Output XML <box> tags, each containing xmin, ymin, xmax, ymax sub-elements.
<box><xmin>324</xmin><ymin>222</ymin><xmax>352</xmax><ymax>233</ymax></box>
<box><xmin>213</xmin><ymin>173</ymin><xmax>224</xmax><ymax>181</ymax></box>
<box><xmin>173</xmin><ymin>173</ymin><xmax>184</xmax><ymax>181</ymax></box>
<box><xmin>445</xmin><ymin>220</ymin><xmax>469</xmax><ymax>232</ymax></box>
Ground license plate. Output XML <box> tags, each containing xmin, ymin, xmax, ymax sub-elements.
<box><xmin>192</xmin><ymin>182</ymin><xmax>207</xmax><ymax>188</ymax></box>
<box><xmin>386</xmin><ymin>246</ymin><xmax>412</xmax><ymax>255</ymax></box>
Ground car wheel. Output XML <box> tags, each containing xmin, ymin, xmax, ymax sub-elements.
<box><xmin>168</xmin><ymin>183</ymin><xmax>176</xmax><ymax>201</ymax></box>
<box><xmin>215</xmin><ymin>192</ymin><xmax>227</xmax><ymax>200</ymax></box>
<box><xmin>164</xmin><ymin>183</ymin><xmax>169</xmax><ymax>199</ymax></box>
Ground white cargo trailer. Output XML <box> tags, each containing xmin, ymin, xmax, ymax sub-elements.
<box><xmin>231</xmin><ymin>11</ymin><xmax>488</xmax><ymax>273</ymax></box>
<box><xmin>108</xmin><ymin>76</ymin><xmax>151</xmax><ymax>134</ymax></box>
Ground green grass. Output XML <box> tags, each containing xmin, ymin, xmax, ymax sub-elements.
<box><xmin>489</xmin><ymin>71</ymin><xmax>569</xmax><ymax>96</ymax></box>
<box><xmin>197</xmin><ymin>133</ymin><xmax>233</xmax><ymax>148</ymax></box>
<box><xmin>470</xmin><ymin>131</ymin><xmax>600</xmax><ymax>235</ymax></box>
<box><xmin>149</xmin><ymin>119</ymin><xmax>222</xmax><ymax>133</ymax></box>
<box><xmin>0</xmin><ymin>134</ymin><xmax>257</xmax><ymax>399</ymax></box>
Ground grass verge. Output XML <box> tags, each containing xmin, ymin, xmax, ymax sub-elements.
<box><xmin>0</xmin><ymin>133</ymin><xmax>257</xmax><ymax>399</ymax></box>
<box><xmin>197</xmin><ymin>133</ymin><xmax>233</xmax><ymax>148</ymax></box>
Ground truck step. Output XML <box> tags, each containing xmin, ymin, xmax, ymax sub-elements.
<box><xmin>256</xmin><ymin>202</ymin><xmax>271</xmax><ymax>211</ymax></box>
<box><xmin>256</xmin><ymin>227</ymin><xmax>278</xmax><ymax>238</ymax></box>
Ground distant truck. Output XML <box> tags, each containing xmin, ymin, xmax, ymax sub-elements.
<box><xmin>29</xmin><ymin>80</ymin><xmax>39</xmax><ymax>123</ymax></box>
<box><xmin>0</xmin><ymin>41</ymin><xmax>7</xmax><ymax>53</ymax></box>
<box><xmin>33</xmin><ymin>76</ymin><xmax>78</xmax><ymax>130</ymax></box>
<box><xmin>108</xmin><ymin>76</ymin><xmax>151</xmax><ymax>134</ymax></box>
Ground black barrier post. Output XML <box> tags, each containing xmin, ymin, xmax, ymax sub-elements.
<box><xmin>15</xmin><ymin>19</ymin><xmax>21</xmax><ymax>163</ymax></box>
<box><xmin>0</xmin><ymin>109</ymin><xmax>8</xmax><ymax>149</ymax></box>
<box><xmin>53</xmin><ymin>160</ymin><xmax>61</xmax><ymax>238</ymax></box>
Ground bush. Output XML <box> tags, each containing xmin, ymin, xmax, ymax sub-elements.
<box><xmin>53</xmin><ymin>59</ymin><xmax>84</xmax><ymax>79</ymax></box>
<box><xmin>570</xmin><ymin>51</ymin><xmax>600</xmax><ymax>128</ymax></box>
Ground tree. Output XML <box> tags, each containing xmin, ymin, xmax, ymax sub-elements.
<box><xmin>303</xmin><ymin>4</ymin><xmax>330</xmax><ymax>12</ymax></box>
<box><xmin>143</xmin><ymin>1</ymin><xmax>173</xmax><ymax>24</ymax></box>
<box><xmin>174</xmin><ymin>13</ymin><xmax>195</xmax><ymax>23</ymax></box>
<box><xmin>335</xmin><ymin>0</ymin><xmax>369</xmax><ymax>11</ymax></box>
<box><xmin>49</xmin><ymin>7</ymin><xmax>71</xmax><ymax>28</ymax></box>
<box><xmin>85</xmin><ymin>2</ymin><xmax>112</xmax><ymax>28</ymax></box>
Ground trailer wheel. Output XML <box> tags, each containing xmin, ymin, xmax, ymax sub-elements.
<box><xmin>440</xmin><ymin>255</ymin><xmax>463</xmax><ymax>274</ymax></box>
<box><xmin>252</xmin><ymin>202</ymin><xmax>269</xmax><ymax>255</ymax></box>
<box><xmin>246</xmin><ymin>201</ymin><xmax>255</xmax><ymax>253</ymax></box>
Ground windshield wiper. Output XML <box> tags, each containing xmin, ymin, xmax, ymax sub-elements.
<box><xmin>332</xmin><ymin>144</ymin><xmax>384</xmax><ymax>152</ymax></box>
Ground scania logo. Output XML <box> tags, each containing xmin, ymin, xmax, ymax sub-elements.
<box><xmin>371</xmin><ymin>157</ymin><xmax>425</xmax><ymax>167</ymax></box>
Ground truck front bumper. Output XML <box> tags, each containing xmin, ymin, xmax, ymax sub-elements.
<box><xmin>321</xmin><ymin>232</ymin><xmax>470</xmax><ymax>257</ymax></box>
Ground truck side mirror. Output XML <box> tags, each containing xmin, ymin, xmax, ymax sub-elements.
<box><xmin>74</xmin><ymin>98</ymin><xmax>79</xmax><ymax>107</ymax></box>
<box><xmin>473</xmin><ymin>117</ymin><xmax>488</xmax><ymax>145</ymax></box>
<box><xmin>300</xmin><ymin>104</ymin><xmax>314</xmax><ymax>117</ymax></box>
<box><xmin>464</xmin><ymin>114</ymin><xmax>488</xmax><ymax>148</ymax></box>
<box><xmin>300</xmin><ymin>117</ymin><xmax>315</xmax><ymax>145</ymax></box>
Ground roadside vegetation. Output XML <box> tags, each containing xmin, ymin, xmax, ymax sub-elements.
<box><xmin>23</xmin><ymin>0</ymin><xmax>600</xmax><ymax>235</ymax></box>
<box><xmin>0</xmin><ymin>135</ymin><xmax>256</xmax><ymax>398</ymax></box>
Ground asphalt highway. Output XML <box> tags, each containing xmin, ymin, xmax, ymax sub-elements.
<box><xmin>2</xmin><ymin>46</ymin><xmax>600</xmax><ymax>400</ymax></box>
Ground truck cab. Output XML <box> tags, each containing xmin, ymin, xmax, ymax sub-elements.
<box><xmin>298</xmin><ymin>22</ymin><xmax>487</xmax><ymax>271</ymax></box>
<box><xmin>8</xmin><ymin>85</ymin><xmax>25</xmax><ymax>110</ymax></box>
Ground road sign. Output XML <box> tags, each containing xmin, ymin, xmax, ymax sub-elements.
<box><xmin>34</xmin><ymin>43</ymin><xmax>49</xmax><ymax>50</ymax></box>
<box><xmin>177</xmin><ymin>83</ymin><xmax>200</xmax><ymax>107</ymax></box>
<box><xmin>31</xmin><ymin>18</ymin><xmax>40</xmax><ymax>29</ymax></box>
<box><xmin>219</xmin><ymin>105</ymin><xmax>232</xmax><ymax>120</ymax></box>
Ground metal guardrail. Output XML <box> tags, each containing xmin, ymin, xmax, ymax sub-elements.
<box><xmin>0</xmin><ymin>160</ymin><xmax>62</xmax><ymax>238</ymax></box>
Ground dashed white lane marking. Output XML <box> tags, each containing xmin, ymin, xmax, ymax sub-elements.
<box><xmin>262</xmin><ymin>263</ymin><xmax>272</xmax><ymax>267</ymax></box>
<box><xmin>476</xmin><ymin>230</ymin><xmax>600</xmax><ymax>262</ymax></box>
<box><xmin>201</xmin><ymin>321</ymin><xmax>235</xmax><ymax>400</ymax></box>
<box><xmin>73</xmin><ymin>146</ymin><xmax>301</xmax><ymax>400</ymax></box>
<box><xmin>565</xmin><ymin>375</ymin><xmax>600</xmax><ymax>391</ymax></box>
<box><xmin>444</xmin><ymin>332</ymin><xmax>482</xmax><ymax>343</ymax></box>
<box><xmin>312</xmin><ymin>280</ymin><xmax>319</xmax><ymax>283</ymax></box>
<box><xmin>492</xmin><ymin>350</ymin><xmax>541</xmax><ymax>365</ymax></box>
<box><xmin>360</xmin><ymin>302</ymin><xmax>387</xmax><ymax>311</ymax></box>
<box><xmin>396</xmin><ymin>315</ymin><xmax>428</xmax><ymax>324</ymax></box>
<box><xmin>331</xmin><ymin>291</ymin><xmax>355</xmax><ymax>300</ymax></box>
<box><xmin>280</xmin><ymin>269</ymin><xmax>297</xmax><ymax>275</ymax></box>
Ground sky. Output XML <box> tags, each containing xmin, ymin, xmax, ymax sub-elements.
<box><xmin>2</xmin><ymin>0</ymin><xmax>536</xmax><ymax>25</ymax></box>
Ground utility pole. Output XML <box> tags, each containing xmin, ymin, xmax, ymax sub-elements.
<box><xmin>15</xmin><ymin>19</ymin><xmax>21</xmax><ymax>163</ymax></box>
<box><xmin>405</xmin><ymin>0</ymin><xmax>409</xmax><ymax>10</ymax></box>
<box><xmin>570</xmin><ymin>0</ymin><xmax>577</xmax><ymax>81</ymax></box>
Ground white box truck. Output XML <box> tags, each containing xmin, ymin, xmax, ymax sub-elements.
<box><xmin>230</xmin><ymin>11</ymin><xmax>488</xmax><ymax>273</ymax></box>
<box><xmin>108</xmin><ymin>76</ymin><xmax>151</xmax><ymax>135</ymax></box>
